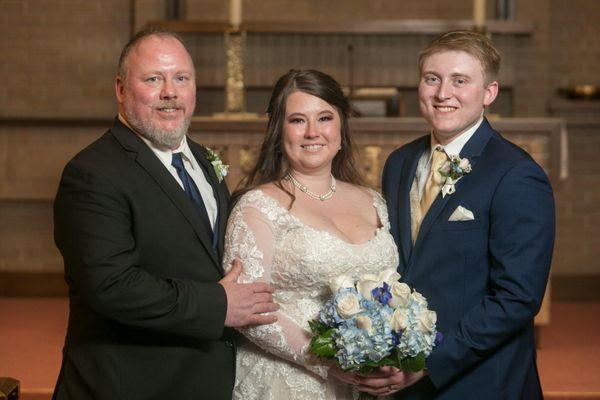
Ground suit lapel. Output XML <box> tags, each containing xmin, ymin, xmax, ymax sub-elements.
<box><xmin>412</xmin><ymin>119</ymin><xmax>494</xmax><ymax>253</ymax></box>
<box><xmin>459</xmin><ymin>118</ymin><xmax>494</xmax><ymax>162</ymax></box>
<box><xmin>188</xmin><ymin>142</ymin><xmax>230</xmax><ymax>263</ymax></box>
<box><xmin>397</xmin><ymin>137</ymin><xmax>429</xmax><ymax>268</ymax></box>
<box><xmin>110</xmin><ymin>120</ymin><xmax>222</xmax><ymax>271</ymax></box>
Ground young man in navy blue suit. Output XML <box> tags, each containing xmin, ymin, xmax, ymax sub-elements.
<box><xmin>359</xmin><ymin>31</ymin><xmax>555</xmax><ymax>399</ymax></box>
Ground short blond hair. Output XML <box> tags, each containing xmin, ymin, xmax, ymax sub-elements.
<box><xmin>418</xmin><ymin>30</ymin><xmax>501</xmax><ymax>84</ymax></box>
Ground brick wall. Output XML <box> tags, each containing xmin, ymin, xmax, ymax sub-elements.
<box><xmin>0</xmin><ymin>0</ymin><xmax>129</xmax><ymax>118</ymax></box>
<box><xmin>546</xmin><ymin>0</ymin><xmax>600</xmax><ymax>284</ymax></box>
<box><xmin>552</xmin><ymin>124</ymin><xmax>600</xmax><ymax>275</ymax></box>
<box><xmin>185</xmin><ymin>0</ymin><xmax>473</xmax><ymax>21</ymax></box>
<box><xmin>550</xmin><ymin>0</ymin><xmax>600</xmax><ymax>88</ymax></box>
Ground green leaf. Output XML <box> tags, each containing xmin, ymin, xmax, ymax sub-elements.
<box><xmin>392</xmin><ymin>347</ymin><xmax>404</xmax><ymax>367</ymax></box>
<box><xmin>310</xmin><ymin>329</ymin><xmax>336</xmax><ymax>358</ymax></box>
<box><xmin>400</xmin><ymin>352</ymin><xmax>426</xmax><ymax>372</ymax></box>
<box><xmin>308</xmin><ymin>319</ymin><xmax>328</xmax><ymax>335</ymax></box>
<box><xmin>378</xmin><ymin>357</ymin><xmax>397</xmax><ymax>367</ymax></box>
<box><xmin>357</xmin><ymin>365</ymin><xmax>375</xmax><ymax>374</ymax></box>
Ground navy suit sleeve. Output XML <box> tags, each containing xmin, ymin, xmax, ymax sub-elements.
<box><xmin>426</xmin><ymin>159</ymin><xmax>555</xmax><ymax>388</ymax></box>
<box><xmin>54</xmin><ymin>160</ymin><xmax>228</xmax><ymax>340</ymax></box>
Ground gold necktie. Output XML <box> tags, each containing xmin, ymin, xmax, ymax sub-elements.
<box><xmin>420</xmin><ymin>147</ymin><xmax>449</xmax><ymax>218</ymax></box>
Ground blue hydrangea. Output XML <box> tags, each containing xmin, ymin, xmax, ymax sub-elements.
<box><xmin>333</xmin><ymin>299</ymin><xmax>394</xmax><ymax>370</ymax></box>
<box><xmin>396</xmin><ymin>329</ymin><xmax>435</xmax><ymax>358</ymax></box>
<box><xmin>313</xmin><ymin>277</ymin><xmax>441</xmax><ymax>372</ymax></box>
<box><xmin>393</xmin><ymin>293</ymin><xmax>438</xmax><ymax>358</ymax></box>
<box><xmin>319</xmin><ymin>287</ymin><xmax>362</xmax><ymax>326</ymax></box>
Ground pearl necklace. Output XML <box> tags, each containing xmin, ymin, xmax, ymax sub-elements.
<box><xmin>286</xmin><ymin>173</ymin><xmax>336</xmax><ymax>201</ymax></box>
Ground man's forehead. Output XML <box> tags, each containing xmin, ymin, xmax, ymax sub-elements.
<box><xmin>421</xmin><ymin>50</ymin><xmax>483</xmax><ymax>73</ymax></box>
<box><xmin>127</xmin><ymin>35</ymin><xmax>194</xmax><ymax>70</ymax></box>
<box><xmin>132</xmin><ymin>35</ymin><xmax>187</xmax><ymax>57</ymax></box>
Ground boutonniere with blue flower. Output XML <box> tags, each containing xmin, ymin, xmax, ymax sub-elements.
<box><xmin>205</xmin><ymin>147</ymin><xmax>229</xmax><ymax>183</ymax></box>
<box><xmin>439</xmin><ymin>155</ymin><xmax>471</xmax><ymax>197</ymax></box>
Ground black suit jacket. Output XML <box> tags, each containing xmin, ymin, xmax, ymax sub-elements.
<box><xmin>52</xmin><ymin>119</ymin><xmax>235</xmax><ymax>400</ymax></box>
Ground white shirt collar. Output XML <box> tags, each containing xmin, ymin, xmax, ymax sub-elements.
<box><xmin>429</xmin><ymin>116</ymin><xmax>483</xmax><ymax>159</ymax></box>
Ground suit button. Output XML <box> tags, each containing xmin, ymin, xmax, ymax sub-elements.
<box><xmin>225</xmin><ymin>340</ymin><xmax>233</xmax><ymax>347</ymax></box>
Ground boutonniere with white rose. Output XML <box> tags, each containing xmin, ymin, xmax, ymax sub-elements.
<box><xmin>205</xmin><ymin>147</ymin><xmax>229</xmax><ymax>183</ymax></box>
<box><xmin>309</xmin><ymin>268</ymin><xmax>442</xmax><ymax>398</ymax></box>
<box><xmin>439</xmin><ymin>155</ymin><xmax>471</xmax><ymax>197</ymax></box>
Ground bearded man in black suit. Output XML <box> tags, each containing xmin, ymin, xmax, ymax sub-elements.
<box><xmin>52</xmin><ymin>28</ymin><xmax>278</xmax><ymax>400</ymax></box>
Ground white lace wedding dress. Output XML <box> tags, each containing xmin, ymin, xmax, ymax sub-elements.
<box><xmin>223</xmin><ymin>189</ymin><xmax>399</xmax><ymax>400</ymax></box>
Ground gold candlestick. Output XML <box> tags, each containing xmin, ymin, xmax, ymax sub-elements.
<box><xmin>225</xmin><ymin>30</ymin><xmax>245</xmax><ymax>114</ymax></box>
<box><xmin>213</xmin><ymin>0</ymin><xmax>258</xmax><ymax>119</ymax></box>
<box><xmin>473</xmin><ymin>0</ymin><xmax>486</xmax><ymax>34</ymax></box>
<box><xmin>213</xmin><ymin>30</ymin><xmax>258</xmax><ymax>119</ymax></box>
<box><xmin>229</xmin><ymin>0</ymin><xmax>242</xmax><ymax>31</ymax></box>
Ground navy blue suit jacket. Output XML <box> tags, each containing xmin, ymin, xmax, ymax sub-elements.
<box><xmin>382</xmin><ymin>119</ymin><xmax>555</xmax><ymax>399</ymax></box>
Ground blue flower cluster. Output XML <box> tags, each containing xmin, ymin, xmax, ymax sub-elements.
<box><xmin>319</xmin><ymin>287</ymin><xmax>354</xmax><ymax>326</ymax></box>
<box><xmin>395</xmin><ymin>295</ymin><xmax>436</xmax><ymax>358</ymax></box>
<box><xmin>333</xmin><ymin>297</ymin><xmax>394</xmax><ymax>369</ymax></box>
<box><xmin>313</xmin><ymin>273</ymin><xmax>441</xmax><ymax>373</ymax></box>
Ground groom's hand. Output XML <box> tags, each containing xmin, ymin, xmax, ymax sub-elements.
<box><xmin>220</xmin><ymin>259</ymin><xmax>279</xmax><ymax>328</ymax></box>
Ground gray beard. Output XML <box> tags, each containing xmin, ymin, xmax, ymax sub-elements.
<box><xmin>125</xmin><ymin>108</ymin><xmax>191</xmax><ymax>150</ymax></box>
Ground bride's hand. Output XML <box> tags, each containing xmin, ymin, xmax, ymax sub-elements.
<box><xmin>356</xmin><ymin>367</ymin><xmax>426</xmax><ymax>396</ymax></box>
<box><xmin>328</xmin><ymin>365</ymin><xmax>361</xmax><ymax>386</ymax></box>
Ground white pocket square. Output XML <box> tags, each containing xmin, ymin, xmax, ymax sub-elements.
<box><xmin>448</xmin><ymin>206</ymin><xmax>475</xmax><ymax>221</ymax></box>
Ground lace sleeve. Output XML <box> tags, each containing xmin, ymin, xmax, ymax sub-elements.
<box><xmin>223</xmin><ymin>199</ymin><xmax>329</xmax><ymax>379</ymax></box>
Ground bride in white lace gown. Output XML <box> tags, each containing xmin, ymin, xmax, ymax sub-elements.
<box><xmin>225</xmin><ymin>189</ymin><xmax>398</xmax><ymax>400</ymax></box>
<box><xmin>223</xmin><ymin>70</ymin><xmax>400</xmax><ymax>400</ymax></box>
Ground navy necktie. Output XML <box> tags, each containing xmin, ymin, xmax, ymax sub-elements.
<box><xmin>171</xmin><ymin>152</ymin><xmax>217</xmax><ymax>247</ymax></box>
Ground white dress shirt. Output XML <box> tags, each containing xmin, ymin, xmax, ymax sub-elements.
<box><xmin>119</xmin><ymin>115</ymin><xmax>218</xmax><ymax>229</ymax></box>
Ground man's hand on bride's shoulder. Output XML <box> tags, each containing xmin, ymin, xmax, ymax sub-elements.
<box><xmin>219</xmin><ymin>259</ymin><xmax>279</xmax><ymax>328</ymax></box>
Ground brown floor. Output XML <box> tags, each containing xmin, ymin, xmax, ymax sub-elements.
<box><xmin>0</xmin><ymin>298</ymin><xmax>599</xmax><ymax>400</ymax></box>
<box><xmin>538</xmin><ymin>302</ymin><xmax>600</xmax><ymax>399</ymax></box>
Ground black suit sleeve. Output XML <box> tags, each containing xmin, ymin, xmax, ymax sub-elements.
<box><xmin>54</xmin><ymin>159</ymin><xmax>228</xmax><ymax>340</ymax></box>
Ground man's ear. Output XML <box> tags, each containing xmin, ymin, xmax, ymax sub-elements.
<box><xmin>115</xmin><ymin>76</ymin><xmax>125</xmax><ymax>103</ymax></box>
<box><xmin>483</xmin><ymin>81</ymin><xmax>499</xmax><ymax>107</ymax></box>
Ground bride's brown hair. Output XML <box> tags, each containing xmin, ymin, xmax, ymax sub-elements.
<box><xmin>232</xmin><ymin>69</ymin><xmax>365</xmax><ymax>206</ymax></box>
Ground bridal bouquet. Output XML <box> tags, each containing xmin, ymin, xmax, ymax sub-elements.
<box><xmin>309</xmin><ymin>268</ymin><xmax>442</xmax><ymax>374</ymax></box>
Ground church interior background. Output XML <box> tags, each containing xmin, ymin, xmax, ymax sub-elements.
<box><xmin>1</xmin><ymin>0</ymin><xmax>599</xmax><ymax>398</ymax></box>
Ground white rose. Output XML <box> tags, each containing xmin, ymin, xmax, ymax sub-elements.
<box><xmin>356</xmin><ymin>274</ymin><xmax>379</xmax><ymax>301</ymax></box>
<box><xmin>411</xmin><ymin>291</ymin><xmax>428</xmax><ymax>307</ymax></box>
<box><xmin>329</xmin><ymin>275</ymin><xmax>355</xmax><ymax>294</ymax></box>
<box><xmin>356</xmin><ymin>315</ymin><xmax>373</xmax><ymax>334</ymax></box>
<box><xmin>388</xmin><ymin>282</ymin><xmax>411</xmax><ymax>308</ymax></box>
<box><xmin>390</xmin><ymin>308</ymin><xmax>409</xmax><ymax>332</ymax></box>
<box><xmin>442</xmin><ymin>183</ymin><xmax>456</xmax><ymax>197</ymax></box>
<box><xmin>459</xmin><ymin>158</ymin><xmax>470</xmax><ymax>170</ymax></box>
<box><xmin>377</xmin><ymin>268</ymin><xmax>401</xmax><ymax>286</ymax></box>
<box><xmin>335</xmin><ymin>293</ymin><xmax>362</xmax><ymax>319</ymax></box>
<box><xmin>416</xmin><ymin>310</ymin><xmax>437</xmax><ymax>333</ymax></box>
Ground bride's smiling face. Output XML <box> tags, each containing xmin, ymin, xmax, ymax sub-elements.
<box><xmin>282</xmin><ymin>91</ymin><xmax>342</xmax><ymax>175</ymax></box>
